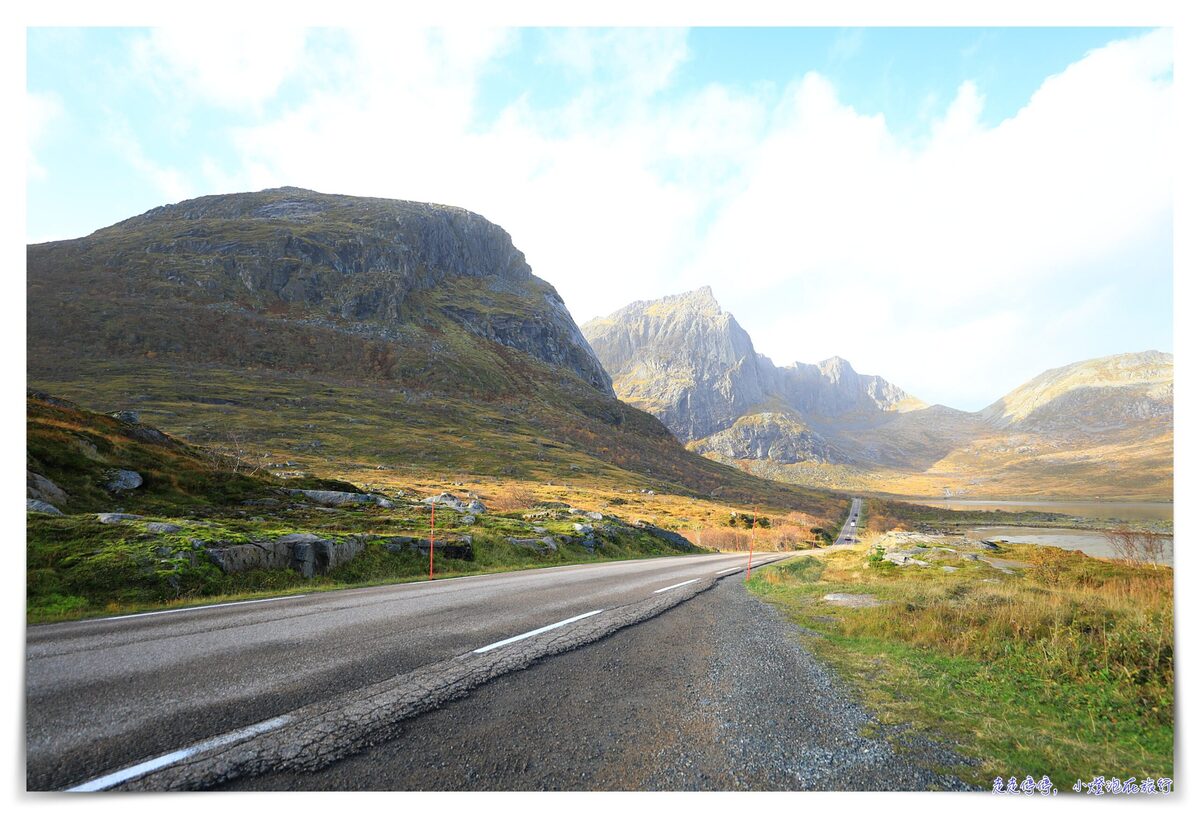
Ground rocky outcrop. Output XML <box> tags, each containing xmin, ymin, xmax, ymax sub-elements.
<box><xmin>203</xmin><ymin>533</ymin><xmax>363</xmax><ymax>579</ymax></box>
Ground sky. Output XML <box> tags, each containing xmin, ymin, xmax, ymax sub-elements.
<box><xmin>26</xmin><ymin>25</ymin><xmax>1174</xmax><ymax>411</ymax></box>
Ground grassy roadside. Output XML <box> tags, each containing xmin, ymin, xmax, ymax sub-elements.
<box><xmin>27</xmin><ymin>509</ymin><xmax>701</xmax><ymax>624</ymax></box>
<box><xmin>746</xmin><ymin>537</ymin><xmax>1174</xmax><ymax>789</ymax></box>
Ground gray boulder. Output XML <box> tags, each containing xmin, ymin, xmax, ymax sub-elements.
<box><xmin>287</xmin><ymin>489</ymin><xmax>393</xmax><ymax>508</ymax></box>
<box><xmin>27</xmin><ymin>471</ymin><xmax>69</xmax><ymax>506</ymax></box>
<box><xmin>97</xmin><ymin>512</ymin><xmax>144</xmax><ymax>523</ymax></box>
<box><xmin>466</xmin><ymin>499</ymin><xmax>486</xmax><ymax>515</ymax></box>
<box><xmin>422</xmin><ymin>493</ymin><xmax>469</xmax><ymax>512</ymax></box>
<box><xmin>104</xmin><ymin>469</ymin><xmax>143</xmax><ymax>493</ymax></box>
<box><xmin>26</xmin><ymin>499</ymin><xmax>63</xmax><ymax>515</ymax></box>
<box><xmin>573</xmin><ymin>523</ymin><xmax>595</xmax><ymax>535</ymax></box>
<box><xmin>109</xmin><ymin>410</ymin><xmax>141</xmax><ymax>424</ymax></box>
<box><xmin>507</xmin><ymin>536</ymin><xmax>559</xmax><ymax>555</ymax></box>
<box><xmin>146</xmin><ymin>522</ymin><xmax>182</xmax><ymax>534</ymax></box>
<box><xmin>461</xmin><ymin>514</ymin><xmax>477</xmax><ymax>525</ymax></box>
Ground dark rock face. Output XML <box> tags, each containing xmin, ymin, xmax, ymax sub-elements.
<box><xmin>28</xmin><ymin>187</ymin><xmax>613</xmax><ymax>396</ymax></box>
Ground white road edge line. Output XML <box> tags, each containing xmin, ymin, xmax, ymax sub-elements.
<box><xmin>473</xmin><ymin>609</ymin><xmax>604</xmax><ymax>654</ymax></box>
<box><xmin>65</xmin><ymin>715</ymin><xmax>292</xmax><ymax>792</ymax></box>
<box><xmin>90</xmin><ymin>595</ymin><xmax>307</xmax><ymax>622</ymax></box>
<box><xmin>652</xmin><ymin>578</ymin><xmax>699</xmax><ymax>594</ymax></box>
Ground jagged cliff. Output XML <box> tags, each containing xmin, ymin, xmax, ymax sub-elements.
<box><xmin>582</xmin><ymin>287</ymin><xmax>921</xmax><ymax>451</ymax></box>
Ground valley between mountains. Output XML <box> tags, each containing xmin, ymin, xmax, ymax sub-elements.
<box><xmin>583</xmin><ymin>287</ymin><xmax>1172</xmax><ymax>500</ymax></box>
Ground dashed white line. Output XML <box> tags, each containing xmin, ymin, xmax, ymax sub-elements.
<box><xmin>89</xmin><ymin>595</ymin><xmax>307</xmax><ymax>623</ymax></box>
<box><xmin>473</xmin><ymin>609</ymin><xmax>605</xmax><ymax>654</ymax></box>
<box><xmin>653</xmin><ymin>578</ymin><xmax>700</xmax><ymax>594</ymax></box>
<box><xmin>66</xmin><ymin>715</ymin><xmax>292</xmax><ymax>792</ymax></box>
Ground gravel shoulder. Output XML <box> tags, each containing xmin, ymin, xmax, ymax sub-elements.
<box><xmin>230</xmin><ymin>574</ymin><xmax>972</xmax><ymax>791</ymax></box>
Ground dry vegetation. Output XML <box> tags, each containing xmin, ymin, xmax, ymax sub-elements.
<box><xmin>748</xmin><ymin>529</ymin><xmax>1174</xmax><ymax>787</ymax></box>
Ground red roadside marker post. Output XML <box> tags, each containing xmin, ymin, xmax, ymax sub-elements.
<box><xmin>429</xmin><ymin>503</ymin><xmax>436</xmax><ymax>580</ymax></box>
<box><xmin>745</xmin><ymin>505</ymin><xmax>757</xmax><ymax>580</ymax></box>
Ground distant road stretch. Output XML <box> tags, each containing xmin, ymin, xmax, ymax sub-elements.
<box><xmin>834</xmin><ymin>498</ymin><xmax>863</xmax><ymax>545</ymax></box>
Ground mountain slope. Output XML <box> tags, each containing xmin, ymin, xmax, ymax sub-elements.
<box><xmin>584</xmin><ymin>289</ymin><xmax>1172</xmax><ymax>500</ymax></box>
<box><xmin>27</xmin><ymin>189</ymin><xmax>843</xmax><ymax>519</ymax></box>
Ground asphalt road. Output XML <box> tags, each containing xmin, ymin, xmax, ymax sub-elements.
<box><xmin>26</xmin><ymin>551</ymin><xmax>791</xmax><ymax>791</ymax></box>
<box><xmin>834</xmin><ymin>498</ymin><xmax>863</xmax><ymax>545</ymax></box>
<box><xmin>229</xmin><ymin>575</ymin><xmax>969</xmax><ymax>791</ymax></box>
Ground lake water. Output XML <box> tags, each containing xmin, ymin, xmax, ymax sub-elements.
<box><xmin>966</xmin><ymin>526</ymin><xmax>1174</xmax><ymax>566</ymax></box>
<box><xmin>904</xmin><ymin>498</ymin><xmax>1173</xmax><ymax>523</ymax></box>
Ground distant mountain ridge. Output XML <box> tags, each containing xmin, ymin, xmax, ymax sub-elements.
<box><xmin>583</xmin><ymin>288</ymin><xmax>1173</xmax><ymax>499</ymax></box>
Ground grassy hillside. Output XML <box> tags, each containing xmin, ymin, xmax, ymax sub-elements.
<box><xmin>27</xmin><ymin>392</ymin><xmax>759</xmax><ymax>622</ymax></box>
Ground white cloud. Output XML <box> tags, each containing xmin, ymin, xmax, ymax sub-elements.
<box><xmin>27</xmin><ymin>91</ymin><xmax>63</xmax><ymax>180</ymax></box>
<box><xmin>111</xmin><ymin>26</ymin><xmax>1171</xmax><ymax>409</ymax></box>
<box><xmin>107</xmin><ymin>120</ymin><xmax>192</xmax><ymax>203</ymax></box>
<box><xmin>138</xmin><ymin>27</ymin><xmax>309</xmax><ymax>109</ymax></box>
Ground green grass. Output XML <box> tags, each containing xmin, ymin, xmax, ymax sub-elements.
<box><xmin>747</xmin><ymin>543</ymin><xmax>1173</xmax><ymax>789</ymax></box>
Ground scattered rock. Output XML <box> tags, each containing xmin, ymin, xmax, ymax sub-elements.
<box><xmin>27</xmin><ymin>471</ymin><xmax>69</xmax><ymax>506</ymax></box>
<box><xmin>461</xmin><ymin>514</ymin><xmax>477</xmax><ymax>525</ymax></box>
<box><xmin>97</xmin><ymin>513</ymin><xmax>144</xmax><ymax>523</ymax></box>
<box><xmin>572</xmin><ymin>523</ymin><xmax>595</xmax><ymax>535</ymax></box>
<box><xmin>822</xmin><ymin>593</ymin><xmax>884</xmax><ymax>608</ymax></box>
<box><xmin>104</xmin><ymin>469</ymin><xmax>143</xmax><ymax>493</ymax></box>
<box><xmin>146</xmin><ymin>522</ymin><xmax>182</xmax><ymax>534</ymax></box>
<box><xmin>26</xmin><ymin>499</ymin><xmax>63</xmax><ymax>515</ymax></box>
<box><xmin>941</xmin><ymin>566</ymin><xmax>959</xmax><ymax>573</ymax></box>
<box><xmin>466</xmin><ymin>499</ymin><xmax>486</xmax><ymax>515</ymax></box>
<box><xmin>109</xmin><ymin>409</ymin><xmax>141</xmax><ymax>424</ymax></box>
